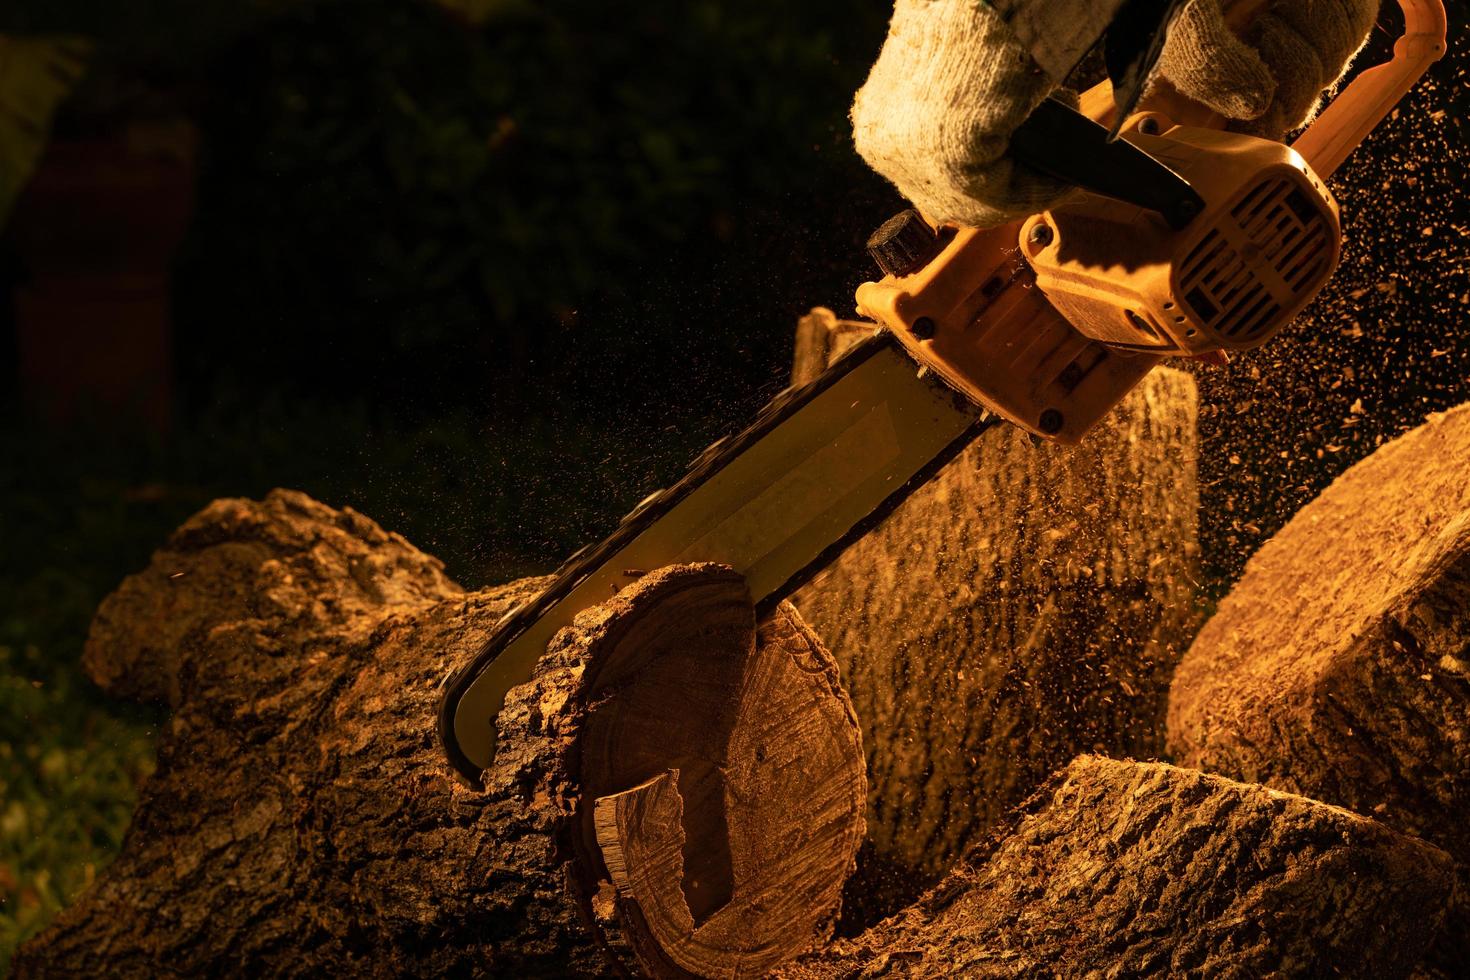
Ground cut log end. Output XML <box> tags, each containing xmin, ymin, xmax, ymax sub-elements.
<box><xmin>560</xmin><ymin>565</ymin><xmax>866</xmax><ymax>978</ymax></box>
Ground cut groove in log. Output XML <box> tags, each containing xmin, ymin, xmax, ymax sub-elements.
<box><xmin>1170</xmin><ymin>403</ymin><xmax>1470</xmax><ymax>970</ymax></box>
<box><xmin>567</xmin><ymin>567</ymin><xmax>868</xmax><ymax>978</ymax></box>
<box><xmin>789</xmin><ymin>307</ymin><xmax>1201</xmax><ymax>895</ymax></box>
<box><xmin>575</xmin><ymin>568</ymin><xmax>753</xmax><ymax>930</ymax></box>
<box><xmin>595</xmin><ymin>770</ymin><xmax>694</xmax><ymax>921</ymax></box>
<box><xmin>13</xmin><ymin>492</ymin><xmax>864</xmax><ymax>979</ymax></box>
<box><xmin>780</xmin><ymin>756</ymin><xmax>1455</xmax><ymax>979</ymax></box>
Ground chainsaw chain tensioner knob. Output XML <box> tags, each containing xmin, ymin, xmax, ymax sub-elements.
<box><xmin>867</xmin><ymin>209</ymin><xmax>940</xmax><ymax>278</ymax></box>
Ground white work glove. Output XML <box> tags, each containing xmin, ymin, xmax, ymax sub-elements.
<box><xmin>1158</xmin><ymin>0</ymin><xmax>1379</xmax><ymax>138</ymax></box>
<box><xmin>853</xmin><ymin>0</ymin><xmax>1378</xmax><ymax>230</ymax></box>
<box><xmin>851</xmin><ymin>0</ymin><xmax>1117</xmax><ymax>230</ymax></box>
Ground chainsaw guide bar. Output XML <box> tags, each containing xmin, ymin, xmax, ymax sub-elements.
<box><xmin>439</xmin><ymin>331</ymin><xmax>994</xmax><ymax>781</ymax></box>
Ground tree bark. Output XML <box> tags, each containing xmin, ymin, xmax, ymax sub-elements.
<box><xmin>13</xmin><ymin>490</ymin><xmax>865</xmax><ymax>979</ymax></box>
<box><xmin>789</xmin><ymin>308</ymin><xmax>1201</xmax><ymax>896</ymax></box>
<box><xmin>1169</xmin><ymin>403</ymin><xmax>1470</xmax><ymax>971</ymax></box>
<box><xmin>780</xmin><ymin>756</ymin><xmax>1455</xmax><ymax>979</ymax></box>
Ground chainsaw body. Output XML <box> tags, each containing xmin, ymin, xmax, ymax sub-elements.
<box><xmin>857</xmin><ymin>0</ymin><xmax>1445</xmax><ymax>443</ymax></box>
<box><xmin>856</xmin><ymin>116</ymin><xmax>1339</xmax><ymax>442</ymax></box>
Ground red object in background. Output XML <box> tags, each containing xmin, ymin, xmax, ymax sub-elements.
<box><xmin>8</xmin><ymin>122</ymin><xmax>197</xmax><ymax>432</ymax></box>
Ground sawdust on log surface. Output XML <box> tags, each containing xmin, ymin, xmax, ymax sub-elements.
<box><xmin>780</xmin><ymin>756</ymin><xmax>1454</xmax><ymax>979</ymax></box>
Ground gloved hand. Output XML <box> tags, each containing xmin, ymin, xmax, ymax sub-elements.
<box><xmin>853</xmin><ymin>0</ymin><xmax>1377</xmax><ymax>230</ymax></box>
<box><xmin>851</xmin><ymin>0</ymin><xmax>1114</xmax><ymax>230</ymax></box>
<box><xmin>1157</xmin><ymin>0</ymin><xmax>1378</xmax><ymax>138</ymax></box>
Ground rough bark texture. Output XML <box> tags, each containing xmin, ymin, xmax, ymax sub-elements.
<box><xmin>1169</xmin><ymin>403</ymin><xmax>1470</xmax><ymax>970</ymax></box>
<box><xmin>13</xmin><ymin>490</ymin><xmax>865</xmax><ymax>978</ymax></box>
<box><xmin>789</xmin><ymin>307</ymin><xmax>1201</xmax><ymax>887</ymax></box>
<box><xmin>781</xmin><ymin>756</ymin><xmax>1455</xmax><ymax>979</ymax></box>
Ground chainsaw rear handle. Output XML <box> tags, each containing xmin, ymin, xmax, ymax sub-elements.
<box><xmin>1294</xmin><ymin>0</ymin><xmax>1448</xmax><ymax>179</ymax></box>
<box><xmin>1165</xmin><ymin>0</ymin><xmax>1448</xmax><ymax>175</ymax></box>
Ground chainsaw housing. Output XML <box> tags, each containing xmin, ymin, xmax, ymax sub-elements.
<box><xmin>855</xmin><ymin>116</ymin><xmax>1341</xmax><ymax>444</ymax></box>
<box><xmin>1021</xmin><ymin>118</ymin><xmax>1342</xmax><ymax>356</ymax></box>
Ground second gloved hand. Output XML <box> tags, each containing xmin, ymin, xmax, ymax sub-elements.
<box><xmin>1159</xmin><ymin>0</ymin><xmax>1379</xmax><ymax>138</ymax></box>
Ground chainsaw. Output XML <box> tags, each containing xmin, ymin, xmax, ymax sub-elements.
<box><xmin>440</xmin><ymin>0</ymin><xmax>1448</xmax><ymax>782</ymax></box>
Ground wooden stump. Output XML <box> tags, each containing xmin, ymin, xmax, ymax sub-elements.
<box><xmin>1169</xmin><ymin>403</ymin><xmax>1470</xmax><ymax>970</ymax></box>
<box><xmin>789</xmin><ymin>308</ymin><xmax>1201</xmax><ymax>890</ymax></box>
<box><xmin>13</xmin><ymin>490</ymin><xmax>865</xmax><ymax>978</ymax></box>
<box><xmin>551</xmin><ymin>564</ymin><xmax>866</xmax><ymax>978</ymax></box>
<box><xmin>780</xmin><ymin>756</ymin><xmax>1455</xmax><ymax>979</ymax></box>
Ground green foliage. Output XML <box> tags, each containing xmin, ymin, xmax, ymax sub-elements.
<box><xmin>0</xmin><ymin>35</ymin><xmax>91</xmax><ymax>224</ymax></box>
<box><xmin>0</xmin><ymin>411</ymin><xmax>179</xmax><ymax>967</ymax></box>
<box><xmin>0</xmin><ymin>647</ymin><xmax>156</xmax><ymax>974</ymax></box>
<box><xmin>180</xmin><ymin>0</ymin><xmax>890</xmax><ymax>404</ymax></box>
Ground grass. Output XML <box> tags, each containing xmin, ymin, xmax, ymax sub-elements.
<box><xmin>0</xmin><ymin>646</ymin><xmax>157</xmax><ymax>969</ymax></box>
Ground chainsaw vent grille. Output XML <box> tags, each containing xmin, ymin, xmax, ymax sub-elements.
<box><xmin>1177</xmin><ymin>176</ymin><xmax>1332</xmax><ymax>346</ymax></box>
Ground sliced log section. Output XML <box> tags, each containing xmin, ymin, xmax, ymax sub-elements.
<box><xmin>781</xmin><ymin>756</ymin><xmax>1455</xmax><ymax>979</ymax></box>
<box><xmin>790</xmin><ymin>307</ymin><xmax>1201</xmax><ymax>887</ymax></box>
<box><xmin>556</xmin><ymin>564</ymin><xmax>867</xmax><ymax>978</ymax></box>
<box><xmin>1170</xmin><ymin>403</ymin><xmax>1470</xmax><ymax>969</ymax></box>
<box><xmin>13</xmin><ymin>490</ymin><xmax>864</xmax><ymax>979</ymax></box>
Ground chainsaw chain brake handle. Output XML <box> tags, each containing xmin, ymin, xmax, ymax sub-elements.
<box><xmin>855</xmin><ymin>0</ymin><xmax>1447</xmax><ymax>445</ymax></box>
<box><xmin>1008</xmin><ymin>96</ymin><xmax>1205</xmax><ymax>230</ymax></box>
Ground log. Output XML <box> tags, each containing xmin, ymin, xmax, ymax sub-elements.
<box><xmin>789</xmin><ymin>307</ymin><xmax>1201</xmax><ymax>891</ymax></box>
<box><xmin>13</xmin><ymin>490</ymin><xmax>865</xmax><ymax>978</ymax></box>
<box><xmin>562</xmin><ymin>562</ymin><xmax>866</xmax><ymax>977</ymax></box>
<box><xmin>780</xmin><ymin>756</ymin><xmax>1455</xmax><ymax>979</ymax></box>
<box><xmin>1169</xmin><ymin>403</ymin><xmax>1470</xmax><ymax>970</ymax></box>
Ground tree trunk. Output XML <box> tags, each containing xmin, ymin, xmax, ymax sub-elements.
<box><xmin>789</xmin><ymin>308</ymin><xmax>1201</xmax><ymax>898</ymax></box>
<box><xmin>13</xmin><ymin>490</ymin><xmax>865</xmax><ymax>979</ymax></box>
<box><xmin>781</xmin><ymin>756</ymin><xmax>1455</xmax><ymax>979</ymax></box>
<box><xmin>1169</xmin><ymin>403</ymin><xmax>1470</xmax><ymax>972</ymax></box>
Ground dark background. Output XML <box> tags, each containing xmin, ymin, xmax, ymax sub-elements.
<box><xmin>0</xmin><ymin>0</ymin><xmax>1465</xmax><ymax>961</ymax></box>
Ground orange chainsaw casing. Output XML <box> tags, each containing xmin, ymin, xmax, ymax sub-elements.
<box><xmin>1019</xmin><ymin>119</ymin><xmax>1340</xmax><ymax>357</ymax></box>
<box><xmin>855</xmin><ymin>0</ymin><xmax>1447</xmax><ymax>444</ymax></box>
